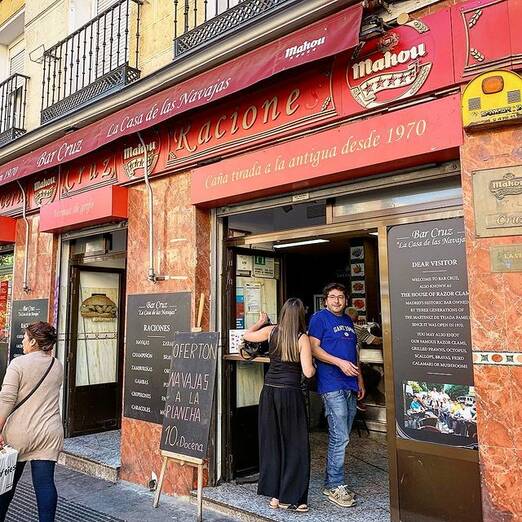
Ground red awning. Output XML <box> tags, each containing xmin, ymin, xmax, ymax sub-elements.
<box><xmin>0</xmin><ymin>3</ymin><xmax>363</xmax><ymax>188</ymax></box>
<box><xmin>39</xmin><ymin>185</ymin><xmax>128</xmax><ymax>233</ymax></box>
<box><xmin>0</xmin><ymin>216</ymin><xmax>16</xmax><ymax>244</ymax></box>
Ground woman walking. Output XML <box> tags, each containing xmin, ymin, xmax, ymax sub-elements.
<box><xmin>244</xmin><ymin>299</ymin><xmax>315</xmax><ymax>512</ymax></box>
<box><xmin>0</xmin><ymin>321</ymin><xmax>64</xmax><ymax>522</ymax></box>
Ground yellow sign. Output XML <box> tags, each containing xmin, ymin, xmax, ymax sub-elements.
<box><xmin>462</xmin><ymin>70</ymin><xmax>522</xmax><ymax>128</ymax></box>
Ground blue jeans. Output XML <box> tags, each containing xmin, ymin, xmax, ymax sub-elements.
<box><xmin>0</xmin><ymin>460</ymin><xmax>57</xmax><ymax>522</ymax></box>
<box><xmin>322</xmin><ymin>389</ymin><xmax>358</xmax><ymax>489</ymax></box>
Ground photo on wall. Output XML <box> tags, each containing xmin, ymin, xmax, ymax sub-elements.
<box><xmin>351</xmin><ymin>280</ymin><xmax>366</xmax><ymax>294</ymax></box>
<box><xmin>350</xmin><ymin>246</ymin><xmax>364</xmax><ymax>260</ymax></box>
<box><xmin>403</xmin><ymin>381</ymin><xmax>477</xmax><ymax>440</ymax></box>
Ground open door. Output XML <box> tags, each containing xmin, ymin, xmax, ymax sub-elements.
<box><xmin>223</xmin><ymin>248</ymin><xmax>282</xmax><ymax>478</ymax></box>
<box><xmin>66</xmin><ymin>266</ymin><xmax>125</xmax><ymax>436</ymax></box>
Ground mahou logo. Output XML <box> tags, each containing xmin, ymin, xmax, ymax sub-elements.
<box><xmin>347</xmin><ymin>21</ymin><xmax>433</xmax><ymax>109</ymax></box>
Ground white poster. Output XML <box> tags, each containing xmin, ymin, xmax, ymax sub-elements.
<box><xmin>245</xmin><ymin>283</ymin><xmax>262</xmax><ymax>313</ymax></box>
<box><xmin>236</xmin><ymin>254</ymin><xmax>252</xmax><ymax>275</ymax></box>
<box><xmin>228</xmin><ymin>329</ymin><xmax>244</xmax><ymax>354</ymax></box>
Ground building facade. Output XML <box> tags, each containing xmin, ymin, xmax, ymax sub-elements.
<box><xmin>0</xmin><ymin>0</ymin><xmax>521</xmax><ymax>520</ymax></box>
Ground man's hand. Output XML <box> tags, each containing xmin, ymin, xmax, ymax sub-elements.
<box><xmin>357</xmin><ymin>382</ymin><xmax>366</xmax><ymax>401</ymax></box>
<box><xmin>337</xmin><ymin>359</ymin><xmax>359</xmax><ymax>377</ymax></box>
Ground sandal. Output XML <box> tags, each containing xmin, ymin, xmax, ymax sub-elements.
<box><xmin>279</xmin><ymin>503</ymin><xmax>310</xmax><ymax>512</ymax></box>
<box><xmin>269</xmin><ymin>499</ymin><xmax>279</xmax><ymax>509</ymax></box>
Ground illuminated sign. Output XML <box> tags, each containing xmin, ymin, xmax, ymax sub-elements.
<box><xmin>462</xmin><ymin>70</ymin><xmax>522</xmax><ymax>128</ymax></box>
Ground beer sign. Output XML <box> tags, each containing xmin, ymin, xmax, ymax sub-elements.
<box><xmin>337</xmin><ymin>9</ymin><xmax>454</xmax><ymax>117</ymax></box>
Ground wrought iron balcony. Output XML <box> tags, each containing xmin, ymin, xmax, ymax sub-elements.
<box><xmin>173</xmin><ymin>0</ymin><xmax>298</xmax><ymax>57</ymax></box>
<box><xmin>41</xmin><ymin>0</ymin><xmax>142</xmax><ymax>124</ymax></box>
<box><xmin>0</xmin><ymin>74</ymin><xmax>29</xmax><ymax>148</ymax></box>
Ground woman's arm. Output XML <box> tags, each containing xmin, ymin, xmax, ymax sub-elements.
<box><xmin>0</xmin><ymin>363</ymin><xmax>21</xmax><ymax>446</ymax></box>
<box><xmin>299</xmin><ymin>334</ymin><xmax>315</xmax><ymax>378</ymax></box>
<box><xmin>243</xmin><ymin>325</ymin><xmax>275</xmax><ymax>343</ymax></box>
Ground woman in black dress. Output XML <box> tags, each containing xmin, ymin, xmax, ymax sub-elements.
<box><xmin>244</xmin><ymin>298</ymin><xmax>315</xmax><ymax>512</ymax></box>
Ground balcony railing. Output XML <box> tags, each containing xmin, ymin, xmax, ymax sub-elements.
<box><xmin>173</xmin><ymin>0</ymin><xmax>297</xmax><ymax>57</ymax></box>
<box><xmin>41</xmin><ymin>0</ymin><xmax>142</xmax><ymax>124</ymax></box>
<box><xmin>0</xmin><ymin>74</ymin><xmax>29</xmax><ymax>148</ymax></box>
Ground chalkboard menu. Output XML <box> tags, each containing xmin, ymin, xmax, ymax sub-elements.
<box><xmin>160</xmin><ymin>331</ymin><xmax>219</xmax><ymax>460</ymax></box>
<box><xmin>123</xmin><ymin>293</ymin><xmax>190</xmax><ymax>425</ymax></box>
<box><xmin>388</xmin><ymin>218</ymin><xmax>476</xmax><ymax>448</ymax></box>
<box><xmin>9</xmin><ymin>299</ymin><xmax>49</xmax><ymax>360</ymax></box>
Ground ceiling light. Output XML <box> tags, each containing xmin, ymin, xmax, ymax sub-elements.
<box><xmin>273</xmin><ymin>239</ymin><xmax>330</xmax><ymax>249</ymax></box>
<box><xmin>369</xmin><ymin>232</ymin><xmax>378</xmax><ymax>236</ymax></box>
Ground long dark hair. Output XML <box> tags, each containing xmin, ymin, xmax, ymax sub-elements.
<box><xmin>276</xmin><ymin>298</ymin><xmax>306</xmax><ymax>363</ymax></box>
<box><xmin>25</xmin><ymin>321</ymin><xmax>57</xmax><ymax>353</ymax></box>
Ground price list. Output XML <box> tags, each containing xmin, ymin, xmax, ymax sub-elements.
<box><xmin>123</xmin><ymin>292</ymin><xmax>190</xmax><ymax>425</ymax></box>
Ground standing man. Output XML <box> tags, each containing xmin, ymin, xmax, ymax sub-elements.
<box><xmin>308</xmin><ymin>283</ymin><xmax>365</xmax><ymax>508</ymax></box>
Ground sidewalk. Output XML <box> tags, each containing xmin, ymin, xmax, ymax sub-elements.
<box><xmin>7</xmin><ymin>464</ymin><xmax>237</xmax><ymax>522</ymax></box>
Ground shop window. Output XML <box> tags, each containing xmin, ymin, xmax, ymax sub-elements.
<box><xmin>0</xmin><ymin>251</ymin><xmax>14</xmax><ymax>344</ymax></box>
<box><xmin>69</xmin><ymin>229</ymin><xmax>127</xmax><ymax>267</ymax></box>
<box><xmin>226</xmin><ymin>200</ymin><xmax>326</xmax><ymax>238</ymax></box>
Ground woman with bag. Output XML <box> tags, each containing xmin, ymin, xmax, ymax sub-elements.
<box><xmin>243</xmin><ymin>299</ymin><xmax>315</xmax><ymax>512</ymax></box>
<box><xmin>0</xmin><ymin>321</ymin><xmax>64</xmax><ymax>522</ymax></box>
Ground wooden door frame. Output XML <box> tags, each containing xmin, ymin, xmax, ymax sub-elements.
<box><xmin>65</xmin><ymin>265</ymin><xmax>126</xmax><ymax>437</ymax></box>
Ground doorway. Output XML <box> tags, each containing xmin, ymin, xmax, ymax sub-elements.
<box><xmin>66</xmin><ymin>266</ymin><xmax>125</xmax><ymax>436</ymax></box>
<box><xmin>59</xmin><ymin>227</ymin><xmax>127</xmax><ymax>438</ymax></box>
<box><xmin>216</xmin><ymin>167</ymin><xmax>482</xmax><ymax>521</ymax></box>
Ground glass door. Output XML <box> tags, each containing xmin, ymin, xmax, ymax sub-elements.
<box><xmin>66</xmin><ymin>266</ymin><xmax>125</xmax><ymax>436</ymax></box>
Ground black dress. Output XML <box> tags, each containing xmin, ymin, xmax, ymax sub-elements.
<box><xmin>257</xmin><ymin>328</ymin><xmax>310</xmax><ymax>505</ymax></box>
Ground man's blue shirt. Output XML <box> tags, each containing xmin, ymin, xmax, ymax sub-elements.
<box><xmin>308</xmin><ymin>308</ymin><xmax>358</xmax><ymax>394</ymax></box>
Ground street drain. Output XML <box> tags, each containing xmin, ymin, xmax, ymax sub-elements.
<box><xmin>6</xmin><ymin>481</ymin><xmax>123</xmax><ymax>522</ymax></box>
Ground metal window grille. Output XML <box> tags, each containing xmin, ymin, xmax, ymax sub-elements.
<box><xmin>173</xmin><ymin>0</ymin><xmax>296</xmax><ymax>57</ymax></box>
<box><xmin>0</xmin><ymin>73</ymin><xmax>29</xmax><ymax>147</ymax></box>
<box><xmin>41</xmin><ymin>0</ymin><xmax>142</xmax><ymax>124</ymax></box>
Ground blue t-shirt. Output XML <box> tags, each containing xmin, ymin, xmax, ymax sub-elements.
<box><xmin>308</xmin><ymin>308</ymin><xmax>358</xmax><ymax>394</ymax></box>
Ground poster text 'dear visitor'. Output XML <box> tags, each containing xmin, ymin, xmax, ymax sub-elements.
<box><xmin>160</xmin><ymin>331</ymin><xmax>219</xmax><ymax>460</ymax></box>
<box><xmin>388</xmin><ymin>218</ymin><xmax>477</xmax><ymax>448</ymax></box>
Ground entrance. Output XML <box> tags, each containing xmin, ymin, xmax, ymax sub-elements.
<box><xmin>59</xmin><ymin>226</ymin><xmax>127</xmax><ymax>437</ymax></box>
<box><xmin>216</xmin><ymin>165</ymin><xmax>483</xmax><ymax>521</ymax></box>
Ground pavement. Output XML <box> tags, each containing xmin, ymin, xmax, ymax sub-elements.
<box><xmin>7</xmin><ymin>464</ymin><xmax>237</xmax><ymax>522</ymax></box>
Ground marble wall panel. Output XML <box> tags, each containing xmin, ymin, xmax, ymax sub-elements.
<box><xmin>12</xmin><ymin>214</ymin><xmax>58</xmax><ymax>321</ymax></box>
<box><xmin>461</xmin><ymin>124</ymin><xmax>522</xmax><ymax>520</ymax></box>
<box><xmin>120</xmin><ymin>173</ymin><xmax>211</xmax><ymax>496</ymax></box>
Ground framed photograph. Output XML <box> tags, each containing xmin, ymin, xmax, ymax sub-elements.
<box><xmin>352</xmin><ymin>297</ymin><xmax>366</xmax><ymax>311</ymax></box>
<box><xmin>350</xmin><ymin>246</ymin><xmax>364</xmax><ymax>260</ymax></box>
<box><xmin>351</xmin><ymin>280</ymin><xmax>366</xmax><ymax>294</ymax></box>
<box><xmin>351</xmin><ymin>263</ymin><xmax>365</xmax><ymax>277</ymax></box>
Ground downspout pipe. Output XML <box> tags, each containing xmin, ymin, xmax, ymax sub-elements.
<box><xmin>137</xmin><ymin>131</ymin><xmax>157</xmax><ymax>283</ymax></box>
<box><xmin>17</xmin><ymin>180</ymin><xmax>30</xmax><ymax>292</ymax></box>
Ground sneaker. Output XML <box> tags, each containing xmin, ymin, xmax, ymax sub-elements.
<box><xmin>323</xmin><ymin>485</ymin><xmax>356</xmax><ymax>507</ymax></box>
<box><xmin>322</xmin><ymin>486</ymin><xmax>356</xmax><ymax>500</ymax></box>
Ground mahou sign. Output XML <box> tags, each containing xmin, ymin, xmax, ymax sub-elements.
<box><xmin>339</xmin><ymin>9</ymin><xmax>454</xmax><ymax>115</ymax></box>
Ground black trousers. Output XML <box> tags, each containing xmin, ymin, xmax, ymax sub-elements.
<box><xmin>257</xmin><ymin>385</ymin><xmax>310</xmax><ymax>505</ymax></box>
